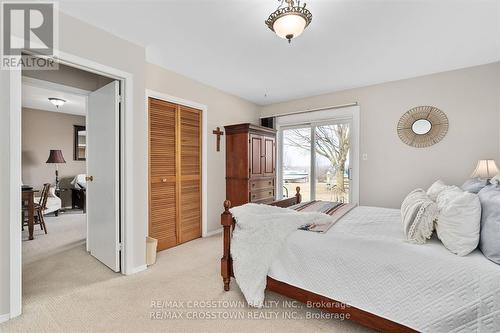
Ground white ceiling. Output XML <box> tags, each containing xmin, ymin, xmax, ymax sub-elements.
<box><xmin>59</xmin><ymin>0</ymin><xmax>500</xmax><ymax>105</ymax></box>
<box><xmin>22</xmin><ymin>79</ymin><xmax>87</xmax><ymax>116</ymax></box>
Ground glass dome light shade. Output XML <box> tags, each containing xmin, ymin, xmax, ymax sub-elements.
<box><xmin>272</xmin><ymin>14</ymin><xmax>307</xmax><ymax>40</ymax></box>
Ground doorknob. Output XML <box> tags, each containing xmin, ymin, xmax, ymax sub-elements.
<box><xmin>161</xmin><ymin>178</ymin><xmax>167</xmax><ymax>183</ymax></box>
<box><xmin>85</xmin><ymin>176</ymin><xmax>94</xmax><ymax>182</ymax></box>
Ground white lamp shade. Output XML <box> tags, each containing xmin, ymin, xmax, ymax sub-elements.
<box><xmin>273</xmin><ymin>14</ymin><xmax>306</xmax><ymax>39</ymax></box>
<box><xmin>471</xmin><ymin>159</ymin><xmax>499</xmax><ymax>178</ymax></box>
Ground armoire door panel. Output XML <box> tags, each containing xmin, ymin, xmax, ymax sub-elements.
<box><xmin>250</xmin><ymin>134</ymin><xmax>263</xmax><ymax>176</ymax></box>
<box><xmin>149</xmin><ymin>98</ymin><xmax>178</xmax><ymax>251</ymax></box>
<box><xmin>178</xmin><ymin>106</ymin><xmax>202</xmax><ymax>243</ymax></box>
<box><xmin>263</xmin><ymin>137</ymin><xmax>275</xmax><ymax>176</ymax></box>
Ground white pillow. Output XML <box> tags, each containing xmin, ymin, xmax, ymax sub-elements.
<box><xmin>435</xmin><ymin>187</ymin><xmax>481</xmax><ymax>256</ymax></box>
<box><xmin>401</xmin><ymin>189</ymin><xmax>437</xmax><ymax>244</ymax></box>
<box><xmin>491</xmin><ymin>173</ymin><xmax>500</xmax><ymax>185</ymax></box>
<box><xmin>427</xmin><ymin>180</ymin><xmax>453</xmax><ymax>201</ymax></box>
<box><xmin>48</xmin><ymin>187</ymin><xmax>57</xmax><ymax>198</ymax></box>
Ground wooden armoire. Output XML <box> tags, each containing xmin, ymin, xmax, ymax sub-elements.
<box><xmin>148</xmin><ymin>97</ymin><xmax>202</xmax><ymax>251</ymax></box>
<box><xmin>225</xmin><ymin>123</ymin><xmax>276</xmax><ymax>207</ymax></box>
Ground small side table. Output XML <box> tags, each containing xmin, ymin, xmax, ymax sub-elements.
<box><xmin>71</xmin><ymin>188</ymin><xmax>86</xmax><ymax>213</ymax></box>
<box><xmin>54</xmin><ymin>188</ymin><xmax>68</xmax><ymax>216</ymax></box>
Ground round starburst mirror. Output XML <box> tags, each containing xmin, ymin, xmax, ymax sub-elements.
<box><xmin>397</xmin><ymin>106</ymin><xmax>449</xmax><ymax>148</ymax></box>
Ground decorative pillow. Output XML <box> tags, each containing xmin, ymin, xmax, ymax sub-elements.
<box><xmin>461</xmin><ymin>177</ymin><xmax>489</xmax><ymax>194</ymax></box>
<box><xmin>435</xmin><ymin>187</ymin><xmax>481</xmax><ymax>256</ymax></box>
<box><xmin>427</xmin><ymin>180</ymin><xmax>452</xmax><ymax>201</ymax></box>
<box><xmin>491</xmin><ymin>173</ymin><xmax>500</xmax><ymax>185</ymax></box>
<box><xmin>401</xmin><ymin>189</ymin><xmax>437</xmax><ymax>244</ymax></box>
<box><xmin>478</xmin><ymin>184</ymin><xmax>500</xmax><ymax>264</ymax></box>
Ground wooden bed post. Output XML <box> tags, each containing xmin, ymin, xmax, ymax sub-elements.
<box><xmin>221</xmin><ymin>187</ymin><xmax>302</xmax><ymax>291</ymax></box>
<box><xmin>221</xmin><ymin>200</ymin><xmax>233</xmax><ymax>291</ymax></box>
<box><xmin>295</xmin><ymin>186</ymin><xmax>302</xmax><ymax>204</ymax></box>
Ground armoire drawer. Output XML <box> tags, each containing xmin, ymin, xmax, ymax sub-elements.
<box><xmin>250</xmin><ymin>178</ymin><xmax>274</xmax><ymax>191</ymax></box>
<box><xmin>250</xmin><ymin>189</ymin><xmax>275</xmax><ymax>202</ymax></box>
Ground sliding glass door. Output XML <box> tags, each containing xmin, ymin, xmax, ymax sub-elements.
<box><xmin>282</xmin><ymin>127</ymin><xmax>312</xmax><ymax>201</ymax></box>
<box><xmin>280</xmin><ymin>120</ymin><xmax>352</xmax><ymax>203</ymax></box>
<box><xmin>314</xmin><ymin>122</ymin><xmax>351</xmax><ymax>203</ymax></box>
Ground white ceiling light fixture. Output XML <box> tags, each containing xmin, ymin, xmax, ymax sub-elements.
<box><xmin>265</xmin><ymin>0</ymin><xmax>312</xmax><ymax>43</ymax></box>
<box><xmin>48</xmin><ymin>97</ymin><xmax>66</xmax><ymax>108</ymax></box>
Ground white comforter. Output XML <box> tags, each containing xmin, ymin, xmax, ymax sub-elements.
<box><xmin>268</xmin><ymin>206</ymin><xmax>500</xmax><ymax>332</ymax></box>
<box><xmin>230</xmin><ymin>203</ymin><xmax>332</xmax><ymax>307</ymax></box>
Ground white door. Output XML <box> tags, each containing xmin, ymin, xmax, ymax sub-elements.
<box><xmin>87</xmin><ymin>81</ymin><xmax>120</xmax><ymax>272</ymax></box>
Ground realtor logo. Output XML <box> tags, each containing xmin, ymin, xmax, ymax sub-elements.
<box><xmin>1</xmin><ymin>1</ymin><xmax>58</xmax><ymax>69</ymax></box>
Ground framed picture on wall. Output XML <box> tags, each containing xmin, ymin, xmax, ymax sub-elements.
<box><xmin>74</xmin><ymin>125</ymin><xmax>87</xmax><ymax>161</ymax></box>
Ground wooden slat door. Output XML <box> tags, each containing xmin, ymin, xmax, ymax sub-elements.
<box><xmin>178</xmin><ymin>106</ymin><xmax>202</xmax><ymax>243</ymax></box>
<box><xmin>149</xmin><ymin>98</ymin><xmax>178</xmax><ymax>251</ymax></box>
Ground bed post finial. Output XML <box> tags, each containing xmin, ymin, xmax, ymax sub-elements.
<box><xmin>223</xmin><ymin>200</ymin><xmax>231</xmax><ymax>212</ymax></box>
<box><xmin>295</xmin><ymin>186</ymin><xmax>302</xmax><ymax>204</ymax></box>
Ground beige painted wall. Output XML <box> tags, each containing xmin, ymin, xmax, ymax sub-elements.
<box><xmin>146</xmin><ymin>63</ymin><xmax>260</xmax><ymax>233</ymax></box>
<box><xmin>22</xmin><ymin>108</ymin><xmax>86</xmax><ymax>207</ymax></box>
<box><xmin>261</xmin><ymin>62</ymin><xmax>500</xmax><ymax>208</ymax></box>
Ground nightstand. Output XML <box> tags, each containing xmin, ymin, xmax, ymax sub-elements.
<box><xmin>71</xmin><ymin>188</ymin><xmax>86</xmax><ymax>212</ymax></box>
<box><xmin>54</xmin><ymin>188</ymin><xmax>68</xmax><ymax>215</ymax></box>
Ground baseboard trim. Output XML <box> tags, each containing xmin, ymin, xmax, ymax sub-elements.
<box><xmin>204</xmin><ymin>228</ymin><xmax>222</xmax><ymax>237</ymax></box>
<box><xmin>125</xmin><ymin>264</ymin><xmax>147</xmax><ymax>275</ymax></box>
<box><xmin>0</xmin><ymin>313</ymin><xmax>10</xmax><ymax>323</ymax></box>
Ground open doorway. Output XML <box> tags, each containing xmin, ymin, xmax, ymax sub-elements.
<box><xmin>20</xmin><ymin>62</ymin><xmax>122</xmax><ymax>304</ymax></box>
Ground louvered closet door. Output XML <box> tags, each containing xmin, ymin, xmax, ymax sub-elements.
<box><xmin>149</xmin><ymin>98</ymin><xmax>177</xmax><ymax>251</ymax></box>
<box><xmin>178</xmin><ymin>106</ymin><xmax>202</xmax><ymax>243</ymax></box>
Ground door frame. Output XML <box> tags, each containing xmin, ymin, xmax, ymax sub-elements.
<box><xmin>8</xmin><ymin>49</ymin><xmax>137</xmax><ymax>319</ymax></box>
<box><xmin>145</xmin><ymin>90</ymin><xmax>208</xmax><ymax>237</ymax></box>
<box><xmin>276</xmin><ymin>106</ymin><xmax>360</xmax><ymax>204</ymax></box>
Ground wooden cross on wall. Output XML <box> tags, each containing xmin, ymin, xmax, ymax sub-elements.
<box><xmin>212</xmin><ymin>127</ymin><xmax>224</xmax><ymax>152</ymax></box>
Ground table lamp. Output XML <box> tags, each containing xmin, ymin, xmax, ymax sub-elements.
<box><xmin>46</xmin><ymin>149</ymin><xmax>66</xmax><ymax>190</ymax></box>
<box><xmin>471</xmin><ymin>159</ymin><xmax>499</xmax><ymax>180</ymax></box>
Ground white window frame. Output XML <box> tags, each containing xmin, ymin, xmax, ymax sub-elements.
<box><xmin>276</xmin><ymin>106</ymin><xmax>360</xmax><ymax>204</ymax></box>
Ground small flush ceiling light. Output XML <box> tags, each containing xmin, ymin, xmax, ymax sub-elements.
<box><xmin>265</xmin><ymin>0</ymin><xmax>312</xmax><ymax>43</ymax></box>
<box><xmin>48</xmin><ymin>97</ymin><xmax>66</xmax><ymax>108</ymax></box>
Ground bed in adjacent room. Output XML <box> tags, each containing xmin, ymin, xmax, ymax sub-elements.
<box><xmin>220</xmin><ymin>187</ymin><xmax>500</xmax><ymax>333</ymax></box>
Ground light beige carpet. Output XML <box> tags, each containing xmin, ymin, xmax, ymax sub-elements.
<box><xmin>22</xmin><ymin>212</ymin><xmax>87</xmax><ymax>264</ymax></box>
<box><xmin>2</xmin><ymin>232</ymin><xmax>373</xmax><ymax>333</ymax></box>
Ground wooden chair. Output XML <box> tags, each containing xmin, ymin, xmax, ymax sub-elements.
<box><xmin>22</xmin><ymin>183</ymin><xmax>50</xmax><ymax>234</ymax></box>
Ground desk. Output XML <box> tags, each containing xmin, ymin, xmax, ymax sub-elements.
<box><xmin>22</xmin><ymin>189</ymin><xmax>38</xmax><ymax>240</ymax></box>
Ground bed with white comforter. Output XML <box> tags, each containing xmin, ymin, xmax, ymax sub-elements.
<box><xmin>266</xmin><ymin>206</ymin><xmax>500</xmax><ymax>332</ymax></box>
